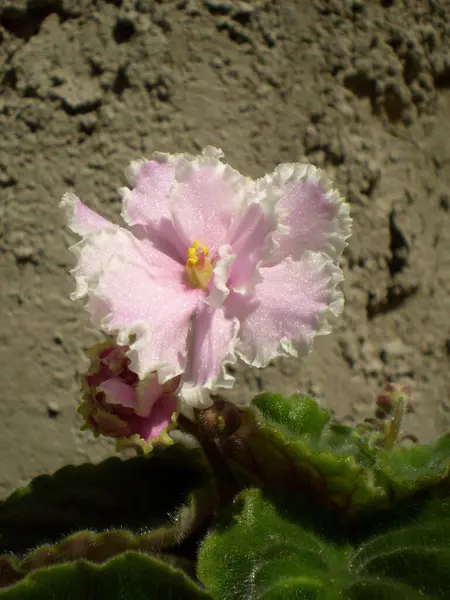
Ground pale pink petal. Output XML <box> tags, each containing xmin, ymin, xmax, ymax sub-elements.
<box><xmin>226</xmin><ymin>252</ymin><xmax>344</xmax><ymax>368</ymax></box>
<box><xmin>258</xmin><ymin>164</ymin><xmax>352</xmax><ymax>263</ymax></box>
<box><xmin>90</xmin><ymin>254</ymin><xmax>202</xmax><ymax>381</ymax></box>
<box><xmin>98</xmin><ymin>377</ymin><xmax>136</xmax><ymax>409</ymax></box>
<box><xmin>121</xmin><ymin>157</ymin><xmax>176</xmax><ymax>225</ymax></box>
<box><xmin>205</xmin><ymin>245</ymin><xmax>236</xmax><ymax>309</ymax></box>
<box><xmin>169</xmin><ymin>149</ymin><xmax>252</xmax><ymax>254</ymax></box>
<box><xmin>120</xmin><ymin>155</ymin><xmax>187</xmax><ymax>262</ymax></box>
<box><xmin>60</xmin><ymin>192</ymin><xmax>111</xmax><ymax>236</ymax></box>
<box><xmin>137</xmin><ymin>393</ymin><xmax>178</xmax><ymax>440</ymax></box>
<box><xmin>69</xmin><ymin>227</ymin><xmax>173</xmax><ymax>301</ymax></box>
<box><xmin>180</xmin><ymin>304</ymin><xmax>239</xmax><ymax>407</ymax></box>
<box><xmin>135</xmin><ymin>375</ymin><xmax>166</xmax><ymax>418</ymax></box>
<box><xmin>227</xmin><ymin>202</ymin><xmax>277</xmax><ymax>294</ymax></box>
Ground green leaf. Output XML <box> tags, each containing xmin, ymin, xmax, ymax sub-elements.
<box><xmin>0</xmin><ymin>552</ymin><xmax>211</xmax><ymax>599</ymax></box>
<box><xmin>224</xmin><ymin>394</ymin><xmax>450</xmax><ymax>515</ymax></box>
<box><xmin>223</xmin><ymin>394</ymin><xmax>385</xmax><ymax>515</ymax></box>
<box><xmin>346</xmin><ymin>495</ymin><xmax>450</xmax><ymax>599</ymax></box>
<box><xmin>375</xmin><ymin>434</ymin><xmax>450</xmax><ymax>498</ymax></box>
<box><xmin>198</xmin><ymin>488</ymin><xmax>450</xmax><ymax>600</ymax></box>
<box><xmin>0</xmin><ymin>446</ymin><xmax>206</xmax><ymax>554</ymax></box>
<box><xmin>251</xmin><ymin>393</ymin><xmax>331</xmax><ymax>440</ymax></box>
<box><xmin>0</xmin><ymin>480</ymin><xmax>217</xmax><ymax>588</ymax></box>
<box><xmin>198</xmin><ymin>488</ymin><xmax>349</xmax><ymax>600</ymax></box>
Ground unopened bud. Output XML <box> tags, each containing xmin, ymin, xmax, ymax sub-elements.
<box><xmin>78</xmin><ymin>340</ymin><xmax>179</xmax><ymax>453</ymax></box>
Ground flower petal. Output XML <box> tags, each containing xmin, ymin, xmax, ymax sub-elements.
<box><xmin>205</xmin><ymin>244</ymin><xmax>236</xmax><ymax>309</ymax></box>
<box><xmin>60</xmin><ymin>192</ymin><xmax>111</xmax><ymax>236</ymax></box>
<box><xmin>90</xmin><ymin>253</ymin><xmax>202</xmax><ymax>382</ymax></box>
<box><xmin>227</xmin><ymin>202</ymin><xmax>277</xmax><ymax>294</ymax></box>
<box><xmin>169</xmin><ymin>148</ymin><xmax>253</xmax><ymax>253</ymax></box>
<box><xmin>135</xmin><ymin>375</ymin><xmax>167</xmax><ymax>418</ymax></box>
<box><xmin>120</xmin><ymin>154</ymin><xmax>188</xmax><ymax>262</ymax></box>
<box><xmin>227</xmin><ymin>252</ymin><xmax>344</xmax><ymax>368</ymax></box>
<box><xmin>137</xmin><ymin>393</ymin><xmax>178</xmax><ymax>441</ymax></box>
<box><xmin>68</xmin><ymin>226</ymin><xmax>161</xmax><ymax>301</ymax></box>
<box><xmin>121</xmin><ymin>156</ymin><xmax>177</xmax><ymax>225</ymax></box>
<box><xmin>259</xmin><ymin>163</ymin><xmax>352</xmax><ymax>263</ymax></box>
<box><xmin>180</xmin><ymin>304</ymin><xmax>239</xmax><ymax>408</ymax></box>
<box><xmin>98</xmin><ymin>377</ymin><xmax>137</xmax><ymax>409</ymax></box>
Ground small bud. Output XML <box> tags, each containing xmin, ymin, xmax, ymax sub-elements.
<box><xmin>78</xmin><ymin>340</ymin><xmax>179</xmax><ymax>454</ymax></box>
<box><xmin>375</xmin><ymin>383</ymin><xmax>412</xmax><ymax>418</ymax></box>
<box><xmin>198</xmin><ymin>396</ymin><xmax>242</xmax><ymax>438</ymax></box>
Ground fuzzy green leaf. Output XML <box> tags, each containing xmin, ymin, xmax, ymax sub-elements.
<box><xmin>0</xmin><ymin>446</ymin><xmax>206</xmax><ymax>555</ymax></box>
<box><xmin>0</xmin><ymin>552</ymin><xmax>211</xmax><ymax>599</ymax></box>
<box><xmin>222</xmin><ymin>394</ymin><xmax>384</xmax><ymax>515</ymax></box>
<box><xmin>346</xmin><ymin>495</ymin><xmax>450</xmax><ymax>599</ymax></box>
<box><xmin>0</xmin><ymin>480</ymin><xmax>217</xmax><ymax>589</ymax></box>
<box><xmin>251</xmin><ymin>393</ymin><xmax>331</xmax><ymax>440</ymax></box>
<box><xmin>198</xmin><ymin>488</ymin><xmax>349</xmax><ymax>600</ymax></box>
<box><xmin>375</xmin><ymin>434</ymin><xmax>450</xmax><ymax>498</ymax></box>
<box><xmin>198</xmin><ymin>488</ymin><xmax>450</xmax><ymax>600</ymax></box>
<box><xmin>226</xmin><ymin>394</ymin><xmax>450</xmax><ymax>514</ymax></box>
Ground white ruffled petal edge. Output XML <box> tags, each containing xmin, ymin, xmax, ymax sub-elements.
<box><xmin>120</xmin><ymin>146</ymin><xmax>253</xmax><ymax>233</ymax></box>
<box><xmin>172</xmin><ymin>146</ymin><xmax>256</xmax><ymax>220</ymax></box>
<box><xmin>120</xmin><ymin>152</ymin><xmax>187</xmax><ymax>227</ymax></box>
<box><xmin>257</xmin><ymin>162</ymin><xmax>352</xmax><ymax>261</ymax></box>
<box><xmin>67</xmin><ymin>225</ymin><xmax>124</xmax><ymax>301</ymax></box>
<box><xmin>60</xmin><ymin>192</ymin><xmax>111</xmax><ymax>236</ymax></box>
<box><xmin>205</xmin><ymin>244</ymin><xmax>236</xmax><ymax>309</ymax></box>
<box><xmin>235</xmin><ymin>251</ymin><xmax>345</xmax><ymax>369</ymax></box>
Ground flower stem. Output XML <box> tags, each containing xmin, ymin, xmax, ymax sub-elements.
<box><xmin>177</xmin><ymin>413</ymin><xmax>239</xmax><ymax>507</ymax></box>
<box><xmin>384</xmin><ymin>397</ymin><xmax>406</xmax><ymax>450</ymax></box>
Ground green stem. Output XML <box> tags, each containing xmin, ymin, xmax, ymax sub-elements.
<box><xmin>384</xmin><ymin>397</ymin><xmax>406</xmax><ymax>450</ymax></box>
<box><xmin>177</xmin><ymin>414</ymin><xmax>239</xmax><ymax>507</ymax></box>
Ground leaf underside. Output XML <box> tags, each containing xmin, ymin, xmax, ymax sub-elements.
<box><xmin>0</xmin><ymin>552</ymin><xmax>211</xmax><ymax>600</ymax></box>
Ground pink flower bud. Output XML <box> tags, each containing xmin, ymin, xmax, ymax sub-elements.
<box><xmin>78</xmin><ymin>340</ymin><xmax>179</xmax><ymax>453</ymax></box>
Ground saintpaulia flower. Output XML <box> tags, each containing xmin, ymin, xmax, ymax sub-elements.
<box><xmin>79</xmin><ymin>340</ymin><xmax>179</xmax><ymax>453</ymax></box>
<box><xmin>61</xmin><ymin>147</ymin><xmax>351</xmax><ymax>407</ymax></box>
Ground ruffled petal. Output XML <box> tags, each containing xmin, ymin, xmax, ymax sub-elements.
<box><xmin>227</xmin><ymin>252</ymin><xmax>344</xmax><ymax>368</ymax></box>
<box><xmin>258</xmin><ymin>163</ymin><xmax>352</xmax><ymax>263</ymax></box>
<box><xmin>180</xmin><ymin>303</ymin><xmax>239</xmax><ymax>408</ymax></box>
<box><xmin>120</xmin><ymin>154</ymin><xmax>188</xmax><ymax>262</ymax></box>
<box><xmin>68</xmin><ymin>226</ymin><xmax>167</xmax><ymax>301</ymax></box>
<box><xmin>227</xmin><ymin>202</ymin><xmax>277</xmax><ymax>294</ymax></box>
<box><xmin>205</xmin><ymin>244</ymin><xmax>236</xmax><ymax>309</ymax></box>
<box><xmin>168</xmin><ymin>147</ymin><xmax>253</xmax><ymax>254</ymax></box>
<box><xmin>60</xmin><ymin>192</ymin><xmax>111</xmax><ymax>236</ymax></box>
<box><xmin>90</xmin><ymin>253</ymin><xmax>202</xmax><ymax>382</ymax></box>
<box><xmin>121</xmin><ymin>155</ymin><xmax>177</xmax><ymax>225</ymax></box>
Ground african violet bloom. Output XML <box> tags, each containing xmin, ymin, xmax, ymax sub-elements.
<box><xmin>79</xmin><ymin>340</ymin><xmax>179</xmax><ymax>453</ymax></box>
<box><xmin>61</xmin><ymin>147</ymin><xmax>351</xmax><ymax>407</ymax></box>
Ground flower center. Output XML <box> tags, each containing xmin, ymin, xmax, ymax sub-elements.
<box><xmin>185</xmin><ymin>240</ymin><xmax>213</xmax><ymax>290</ymax></box>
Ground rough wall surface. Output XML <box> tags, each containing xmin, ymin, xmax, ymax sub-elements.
<box><xmin>1</xmin><ymin>0</ymin><xmax>449</xmax><ymax>497</ymax></box>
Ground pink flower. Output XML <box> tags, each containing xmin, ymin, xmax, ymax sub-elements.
<box><xmin>61</xmin><ymin>147</ymin><xmax>351</xmax><ymax>408</ymax></box>
<box><xmin>78</xmin><ymin>340</ymin><xmax>179</xmax><ymax>453</ymax></box>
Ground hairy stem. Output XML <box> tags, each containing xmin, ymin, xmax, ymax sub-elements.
<box><xmin>177</xmin><ymin>414</ymin><xmax>239</xmax><ymax>507</ymax></box>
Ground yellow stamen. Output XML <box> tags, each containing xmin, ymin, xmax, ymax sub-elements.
<box><xmin>185</xmin><ymin>240</ymin><xmax>213</xmax><ymax>289</ymax></box>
